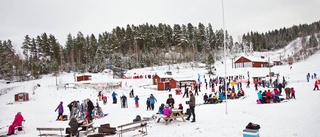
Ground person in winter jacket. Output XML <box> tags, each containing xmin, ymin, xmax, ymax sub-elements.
<box><xmin>98</xmin><ymin>91</ymin><xmax>102</xmax><ymax>101</ymax></box>
<box><xmin>67</xmin><ymin>101</ymin><xmax>74</xmax><ymax>114</ymax></box>
<box><xmin>86</xmin><ymin>98</ymin><xmax>94</xmax><ymax>123</ymax></box>
<box><xmin>178</xmin><ymin>103</ymin><xmax>183</xmax><ymax>111</ymax></box>
<box><xmin>133</xmin><ymin>115</ymin><xmax>141</xmax><ymax>122</ymax></box>
<box><xmin>278</xmin><ymin>83</ymin><xmax>283</xmax><ymax>95</ymax></box>
<box><xmin>149</xmin><ymin>94</ymin><xmax>157</xmax><ymax>110</ymax></box>
<box><xmin>186</xmin><ymin>91</ymin><xmax>196</xmax><ymax>122</ymax></box>
<box><xmin>68</xmin><ymin>117</ymin><xmax>79</xmax><ymax>136</ymax></box>
<box><xmin>102</xmin><ymin>95</ymin><xmax>107</xmax><ymax>105</ymax></box>
<box><xmin>120</xmin><ymin>94</ymin><xmax>128</xmax><ymax>108</ymax></box>
<box><xmin>257</xmin><ymin>91</ymin><xmax>262</xmax><ymax>101</ymax></box>
<box><xmin>7</xmin><ymin>112</ymin><xmax>25</xmax><ymax>135</ymax></box>
<box><xmin>163</xmin><ymin>104</ymin><xmax>172</xmax><ymax>117</ymax></box>
<box><xmin>291</xmin><ymin>87</ymin><xmax>296</xmax><ymax>99</ymax></box>
<box><xmin>314</xmin><ymin>80</ymin><xmax>319</xmax><ymax>90</ymax></box>
<box><xmin>284</xmin><ymin>87</ymin><xmax>291</xmax><ymax>99</ymax></box>
<box><xmin>112</xmin><ymin>91</ymin><xmax>118</xmax><ymax>104</ymax></box>
<box><xmin>134</xmin><ymin>95</ymin><xmax>139</xmax><ymax>108</ymax></box>
<box><xmin>129</xmin><ymin>89</ymin><xmax>134</xmax><ymax>98</ymax></box>
<box><xmin>266</xmin><ymin>90</ymin><xmax>272</xmax><ymax>103</ymax></box>
<box><xmin>157</xmin><ymin>103</ymin><xmax>165</xmax><ymax>114</ymax></box>
<box><xmin>219</xmin><ymin>92</ymin><xmax>224</xmax><ymax>100</ymax></box>
<box><xmin>70</xmin><ymin>101</ymin><xmax>79</xmax><ymax>119</ymax></box>
<box><xmin>274</xmin><ymin>88</ymin><xmax>280</xmax><ymax>95</ymax></box>
<box><xmin>166</xmin><ymin>94</ymin><xmax>175</xmax><ymax>108</ymax></box>
<box><xmin>55</xmin><ymin>101</ymin><xmax>64</xmax><ymax>120</ymax></box>
<box><xmin>166</xmin><ymin>85</ymin><xmax>172</xmax><ymax>92</ymax></box>
<box><xmin>203</xmin><ymin>93</ymin><xmax>209</xmax><ymax>104</ymax></box>
<box><xmin>182</xmin><ymin>86</ymin><xmax>189</xmax><ymax>98</ymax></box>
<box><xmin>146</xmin><ymin>98</ymin><xmax>151</xmax><ymax>110</ymax></box>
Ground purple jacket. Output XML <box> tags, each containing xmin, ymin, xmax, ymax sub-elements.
<box><xmin>55</xmin><ymin>103</ymin><xmax>64</xmax><ymax>113</ymax></box>
<box><xmin>163</xmin><ymin>107</ymin><xmax>172</xmax><ymax>117</ymax></box>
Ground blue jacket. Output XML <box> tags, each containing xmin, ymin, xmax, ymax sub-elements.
<box><xmin>112</xmin><ymin>92</ymin><xmax>118</xmax><ymax>98</ymax></box>
<box><xmin>219</xmin><ymin>92</ymin><xmax>224</xmax><ymax>100</ymax></box>
<box><xmin>158</xmin><ymin>108</ymin><xmax>164</xmax><ymax>114</ymax></box>
<box><xmin>134</xmin><ymin>97</ymin><xmax>139</xmax><ymax>103</ymax></box>
<box><xmin>149</xmin><ymin>96</ymin><xmax>157</xmax><ymax>104</ymax></box>
<box><xmin>257</xmin><ymin>92</ymin><xmax>262</xmax><ymax>100</ymax></box>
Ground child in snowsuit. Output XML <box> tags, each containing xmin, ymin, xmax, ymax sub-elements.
<box><xmin>134</xmin><ymin>95</ymin><xmax>139</xmax><ymax>108</ymax></box>
<box><xmin>55</xmin><ymin>101</ymin><xmax>64</xmax><ymax>120</ymax></box>
<box><xmin>146</xmin><ymin>98</ymin><xmax>151</xmax><ymax>110</ymax></box>
<box><xmin>157</xmin><ymin>103</ymin><xmax>165</xmax><ymax>114</ymax></box>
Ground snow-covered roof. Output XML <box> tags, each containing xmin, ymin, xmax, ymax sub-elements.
<box><xmin>155</xmin><ymin>73</ymin><xmax>173</xmax><ymax>78</ymax></box>
<box><xmin>173</xmin><ymin>77</ymin><xmax>197</xmax><ymax>81</ymax></box>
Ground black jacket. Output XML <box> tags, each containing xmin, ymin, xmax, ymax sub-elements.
<box><xmin>87</xmin><ymin>100</ymin><xmax>94</xmax><ymax>112</ymax></box>
<box><xmin>68</xmin><ymin>117</ymin><xmax>79</xmax><ymax>133</ymax></box>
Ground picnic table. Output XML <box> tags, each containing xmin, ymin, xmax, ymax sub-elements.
<box><xmin>155</xmin><ymin>109</ymin><xmax>186</xmax><ymax>125</ymax></box>
<box><xmin>80</xmin><ymin>122</ymin><xmax>95</xmax><ymax>135</ymax></box>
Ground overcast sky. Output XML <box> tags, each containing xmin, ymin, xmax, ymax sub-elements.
<box><xmin>1</xmin><ymin>0</ymin><xmax>319</xmax><ymax>51</ymax></box>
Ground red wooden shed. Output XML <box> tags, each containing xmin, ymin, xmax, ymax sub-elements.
<box><xmin>234</xmin><ymin>56</ymin><xmax>268</xmax><ymax>68</ymax></box>
<box><xmin>15</xmin><ymin>92</ymin><xmax>29</xmax><ymax>102</ymax></box>
<box><xmin>76</xmin><ymin>75</ymin><xmax>92</xmax><ymax>82</ymax></box>
<box><xmin>157</xmin><ymin>82</ymin><xmax>170</xmax><ymax>90</ymax></box>
<box><xmin>153</xmin><ymin>74</ymin><xmax>160</xmax><ymax>85</ymax></box>
<box><xmin>152</xmin><ymin>74</ymin><xmax>172</xmax><ymax>85</ymax></box>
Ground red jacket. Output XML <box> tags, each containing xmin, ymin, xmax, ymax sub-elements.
<box><xmin>315</xmin><ymin>81</ymin><xmax>318</xmax><ymax>86</ymax></box>
<box><xmin>13</xmin><ymin>114</ymin><xmax>24</xmax><ymax>126</ymax></box>
<box><xmin>274</xmin><ymin>89</ymin><xmax>280</xmax><ymax>95</ymax></box>
<box><xmin>266</xmin><ymin>91</ymin><xmax>272</xmax><ymax>97</ymax></box>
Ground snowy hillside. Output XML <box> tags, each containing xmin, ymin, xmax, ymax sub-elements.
<box><xmin>0</xmin><ymin>48</ymin><xmax>320</xmax><ymax>136</ymax></box>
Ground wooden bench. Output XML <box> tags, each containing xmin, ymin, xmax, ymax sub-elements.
<box><xmin>36</xmin><ymin>128</ymin><xmax>64</xmax><ymax>137</ymax></box>
<box><xmin>79</xmin><ymin>122</ymin><xmax>96</xmax><ymax>135</ymax></box>
<box><xmin>117</xmin><ymin>120</ymin><xmax>148</xmax><ymax>137</ymax></box>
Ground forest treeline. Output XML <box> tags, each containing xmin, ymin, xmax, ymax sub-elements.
<box><xmin>0</xmin><ymin>21</ymin><xmax>319</xmax><ymax>81</ymax></box>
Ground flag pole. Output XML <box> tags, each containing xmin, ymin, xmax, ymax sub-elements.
<box><xmin>222</xmin><ymin>0</ymin><xmax>228</xmax><ymax>114</ymax></box>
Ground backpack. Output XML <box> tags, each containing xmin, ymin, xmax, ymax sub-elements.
<box><xmin>246</xmin><ymin>122</ymin><xmax>260</xmax><ymax>129</ymax></box>
<box><xmin>185</xmin><ymin>108</ymin><xmax>191</xmax><ymax>115</ymax></box>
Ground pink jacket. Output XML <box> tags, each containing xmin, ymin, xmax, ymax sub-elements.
<box><xmin>13</xmin><ymin>114</ymin><xmax>24</xmax><ymax>126</ymax></box>
<box><xmin>163</xmin><ymin>107</ymin><xmax>172</xmax><ymax>117</ymax></box>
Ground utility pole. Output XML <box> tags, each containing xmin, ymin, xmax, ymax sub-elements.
<box><xmin>222</xmin><ymin>0</ymin><xmax>227</xmax><ymax>115</ymax></box>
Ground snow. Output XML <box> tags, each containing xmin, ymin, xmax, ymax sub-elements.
<box><xmin>1</xmin><ymin>50</ymin><xmax>320</xmax><ymax>137</ymax></box>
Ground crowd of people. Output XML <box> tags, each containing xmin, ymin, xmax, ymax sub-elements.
<box><xmin>256</xmin><ymin>87</ymin><xmax>296</xmax><ymax>104</ymax></box>
<box><xmin>7</xmin><ymin>71</ymin><xmax>317</xmax><ymax>136</ymax></box>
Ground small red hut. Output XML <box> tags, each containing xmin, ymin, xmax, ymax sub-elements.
<box><xmin>76</xmin><ymin>75</ymin><xmax>92</xmax><ymax>82</ymax></box>
<box><xmin>15</xmin><ymin>92</ymin><xmax>29</xmax><ymax>102</ymax></box>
